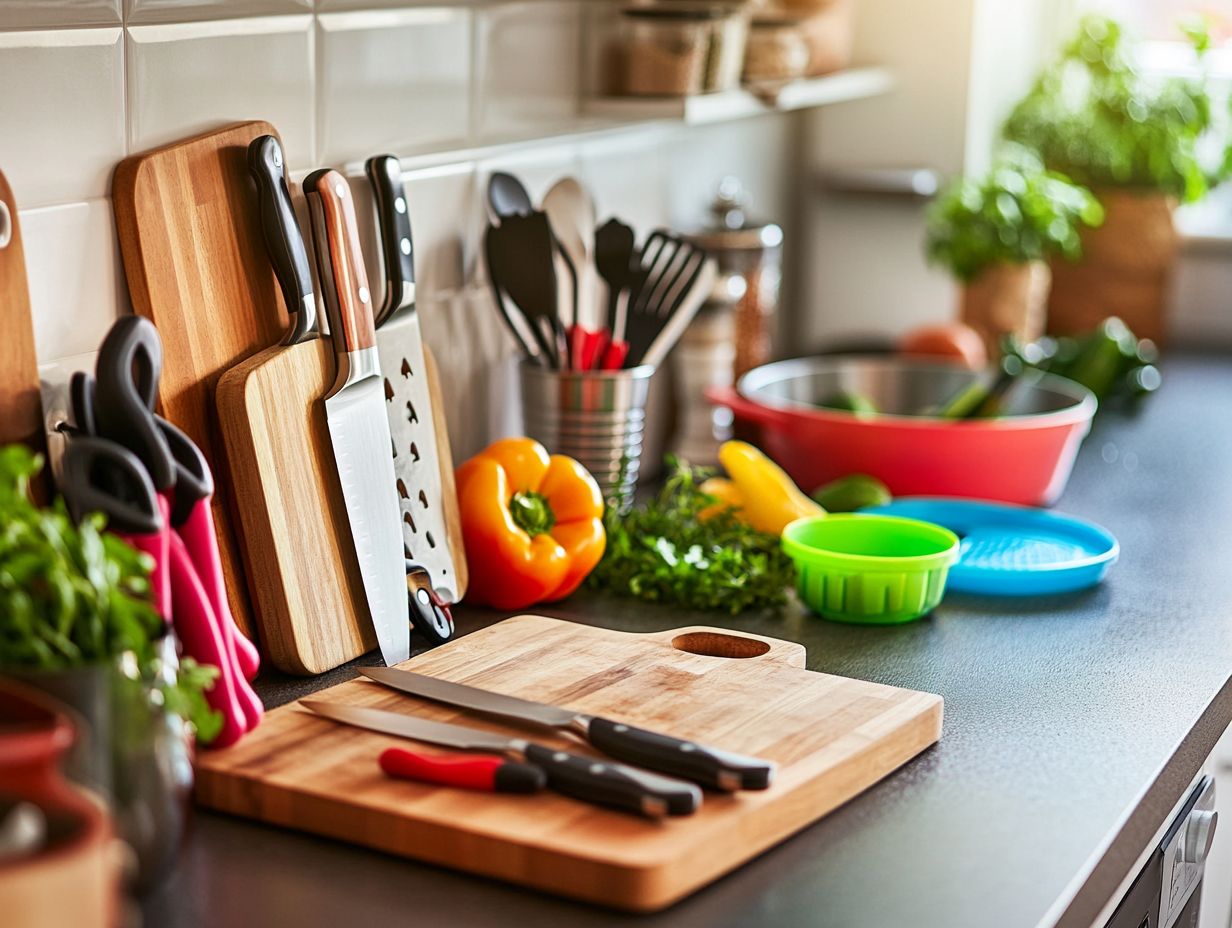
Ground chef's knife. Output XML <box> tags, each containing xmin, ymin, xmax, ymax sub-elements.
<box><xmin>364</xmin><ymin>155</ymin><xmax>459</xmax><ymax>607</ymax></box>
<box><xmin>304</xmin><ymin>170</ymin><xmax>409</xmax><ymax>667</ymax></box>
<box><xmin>247</xmin><ymin>135</ymin><xmax>317</xmax><ymax>345</ymax></box>
<box><xmin>300</xmin><ymin>700</ymin><xmax>701</xmax><ymax>817</ymax></box>
<box><xmin>379</xmin><ymin>746</ymin><xmax>546</xmax><ymax>794</ymax></box>
<box><xmin>358</xmin><ymin>667</ymin><xmax>776</xmax><ymax>791</ymax></box>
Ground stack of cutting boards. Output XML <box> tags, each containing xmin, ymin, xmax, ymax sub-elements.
<box><xmin>113</xmin><ymin>122</ymin><xmax>462</xmax><ymax>673</ymax></box>
<box><xmin>197</xmin><ymin>615</ymin><xmax>943</xmax><ymax>911</ymax></box>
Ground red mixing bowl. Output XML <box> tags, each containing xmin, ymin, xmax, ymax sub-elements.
<box><xmin>707</xmin><ymin>355</ymin><xmax>1097</xmax><ymax>506</ymax></box>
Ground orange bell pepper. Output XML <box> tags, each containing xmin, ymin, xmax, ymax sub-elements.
<box><xmin>455</xmin><ymin>437</ymin><xmax>606</xmax><ymax>610</ymax></box>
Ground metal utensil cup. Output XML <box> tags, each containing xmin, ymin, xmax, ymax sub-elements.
<box><xmin>520</xmin><ymin>362</ymin><xmax>655</xmax><ymax>511</ymax></box>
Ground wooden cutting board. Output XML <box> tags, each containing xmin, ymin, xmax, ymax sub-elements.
<box><xmin>0</xmin><ymin>169</ymin><xmax>47</xmax><ymax>497</ymax></box>
<box><xmin>196</xmin><ymin>616</ymin><xmax>942</xmax><ymax>911</ymax></box>
<box><xmin>216</xmin><ymin>338</ymin><xmax>466</xmax><ymax>675</ymax></box>
<box><xmin>113</xmin><ymin>121</ymin><xmax>290</xmax><ymax>641</ymax></box>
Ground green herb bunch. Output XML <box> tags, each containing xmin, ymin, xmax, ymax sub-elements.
<box><xmin>926</xmin><ymin>144</ymin><xmax>1104</xmax><ymax>282</ymax></box>
<box><xmin>588</xmin><ymin>458</ymin><xmax>795</xmax><ymax>614</ymax></box>
<box><xmin>1004</xmin><ymin>14</ymin><xmax>1229</xmax><ymax>203</ymax></box>
<box><xmin>0</xmin><ymin>445</ymin><xmax>220</xmax><ymax>743</ymax></box>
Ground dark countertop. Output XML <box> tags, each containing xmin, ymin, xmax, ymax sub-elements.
<box><xmin>144</xmin><ymin>352</ymin><xmax>1232</xmax><ymax>928</ymax></box>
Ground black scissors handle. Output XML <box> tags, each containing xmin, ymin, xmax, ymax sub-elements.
<box><xmin>60</xmin><ymin>435</ymin><xmax>162</xmax><ymax>536</ymax></box>
<box><xmin>94</xmin><ymin>316</ymin><xmax>176</xmax><ymax>493</ymax></box>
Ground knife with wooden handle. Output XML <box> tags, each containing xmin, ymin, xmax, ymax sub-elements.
<box><xmin>301</xmin><ymin>699</ymin><xmax>702</xmax><ymax>817</ymax></box>
<box><xmin>304</xmin><ymin>170</ymin><xmax>409</xmax><ymax>667</ymax></box>
<box><xmin>359</xmin><ymin>666</ymin><xmax>775</xmax><ymax>791</ymax></box>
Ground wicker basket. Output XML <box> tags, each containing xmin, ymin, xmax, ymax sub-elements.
<box><xmin>1047</xmin><ymin>189</ymin><xmax>1178</xmax><ymax>343</ymax></box>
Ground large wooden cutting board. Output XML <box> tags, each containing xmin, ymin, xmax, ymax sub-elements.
<box><xmin>113</xmin><ymin>121</ymin><xmax>290</xmax><ymax>640</ymax></box>
<box><xmin>0</xmin><ymin>169</ymin><xmax>47</xmax><ymax>498</ymax></box>
<box><xmin>216</xmin><ymin>337</ymin><xmax>466</xmax><ymax>676</ymax></box>
<box><xmin>196</xmin><ymin>616</ymin><xmax>942</xmax><ymax>911</ymax></box>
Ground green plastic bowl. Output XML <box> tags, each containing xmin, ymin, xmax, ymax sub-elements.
<box><xmin>782</xmin><ymin>514</ymin><xmax>960</xmax><ymax>625</ymax></box>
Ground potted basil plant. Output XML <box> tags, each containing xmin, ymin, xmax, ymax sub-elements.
<box><xmin>1003</xmin><ymin>14</ymin><xmax>1230</xmax><ymax>343</ymax></box>
<box><xmin>925</xmin><ymin>145</ymin><xmax>1104</xmax><ymax>356</ymax></box>
<box><xmin>0</xmin><ymin>444</ymin><xmax>219</xmax><ymax>886</ymax></box>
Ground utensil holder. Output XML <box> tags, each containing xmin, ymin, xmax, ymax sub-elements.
<box><xmin>520</xmin><ymin>362</ymin><xmax>655</xmax><ymax>511</ymax></box>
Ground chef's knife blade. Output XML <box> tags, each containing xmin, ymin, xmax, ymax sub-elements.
<box><xmin>247</xmin><ymin>135</ymin><xmax>317</xmax><ymax>345</ymax></box>
<box><xmin>300</xmin><ymin>699</ymin><xmax>701</xmax><ymax>817</ymax></box>
<box><xmin>359</xmin><ymin>667</ymin><xmax>776</xmax><ymax>791</ymax></box>
<box><xmin>365</xmin><ymin>154</ymin><xmax>458</xmax><ymax>605</ymax></box>
<box><xmin>304</xmin><ymin>169</ymin><xmax>409</xmax><ymax>667</ymax></box>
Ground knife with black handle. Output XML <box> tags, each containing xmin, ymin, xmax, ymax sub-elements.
<box><xmin>247</xmin><ymin>135</ymin><xmax>317</xmax><ymax>345</ymax></box>
<box><xmin>365</xmin><ymin>154</ymin><xmax>415</xmax><ymax>330</ymax></box>
<box><xmin>301</xmin><ymin>699</ymin><xmax>702</xmax><ymax>817</ymax></box>
<box><xmin>359</xmin><ymin>667</ymin><xmax>776</xmax><ymax>791</ymax></box>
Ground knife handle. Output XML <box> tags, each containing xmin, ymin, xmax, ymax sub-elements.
<box><xmin>304</xmin><ymin>169</ymin><xmax>376</xmax><ymax>352</ymax></box>
<box><xmin>379</xmin><ymin>747</ymin><xmax>545</xmax><ymax>794</ymax></box>
<box><xmin>522</xmin><ymin>743</ymin><xmax>701</xmax><ymax>818</ymax></box>
<box><xmin>587</xmin><ymin>717</ymin><xmax>775</xmax><ymax>791</ymax></box>
<box><xmin>247</xmin><ymin>135</ymin><xmax>316</xmax><ymax>342</ymax></box>
<box><xmin>364</xmin><ymin>154</ymin><xmax>415</xmax><ymax>328</ymax></box>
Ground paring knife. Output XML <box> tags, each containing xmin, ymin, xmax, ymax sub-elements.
<box><xmin>359</xmin><ymin>667</ymin><xmax>775</xmax><ymax>791</ymax></box>
<box><xmin>300</xmin><ymin>700</ymin><xmax>702</xmax><ymax>817</ymax></box>
<box><xmin>364</xmin><ymin>155</ymin><xmax>460</xmax><ymax>613</ymax></box>
<box><xmin>379</xmin><ymin>746</ymin><xmax>546</xmax><ymax>794</ymax></box>
<box><xmin>304</xmin><ymin>169</ymin><xmax>409</xmax><ymax>667</ymax></box>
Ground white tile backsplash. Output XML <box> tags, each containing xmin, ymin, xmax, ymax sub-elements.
<box><xmin>0</xmin><ymin>0</ymin><xmax>121</xmax><ymax>28</ymax></box>
<box><xmin>401</xmin><ymin>161</ymin><xmax>477</xmax><ymax>295</ymax></box>
<box><xmin>0</xmin><ymin>28</ymin><xmax>125</xmax><ymax>207</ymax></box>
<box><xmin>126</xmin><ymin>15</ymin><xmax>315</xmax><ymax>167</ymax></box>
<box><xmin>317</xmin><ymin>8</ymin><xmax>471</xmax><ymax>165</ymax></box>
<box><xmin>21</xmin><ymin>199</ymin><xmax>126</xmax><ymax>361</ymax></box>
<box><xmin>475</xmin><ymin>1</ymin><xmax>582</xmax><ymax>143</ymax></box>
<box><xmin>125</xmin><ymin>0</ymin><xmax>311</xmax><ymax>25</ymax></box>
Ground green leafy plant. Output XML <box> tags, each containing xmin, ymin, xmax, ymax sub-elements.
<box><xmin>0</xmin><ymin>445</ymin><xmax>221</xmax><ymax>743</ymax></box>
<box><xmin>587</xmin><ymin>458</ymin><xmax>795</xmax><ymax>614</ymax></box>
<box><xmin>1004</xmin><ymin>13</ymin><xmax>1230</xmax><ymax>202</ymax></box>
<box><xmin>926</xmin><ymin>145</ymin><xmax>1105</xmax><ymax>281</ymax></box>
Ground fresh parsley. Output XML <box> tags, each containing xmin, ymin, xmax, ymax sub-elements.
<box><xmin>588</xmin><ymin>458</ymin><xmax>795</xmax><ymax>614</ymax></box>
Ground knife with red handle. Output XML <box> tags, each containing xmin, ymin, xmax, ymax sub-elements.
<box><xmin>379</xmin><ymin>747</ymin><xmax>546</xmax><ymax>794</ymax></box>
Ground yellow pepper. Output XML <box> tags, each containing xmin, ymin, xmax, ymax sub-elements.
<box><xmin>715</xmin><ymin>441</ymin><xmax>824</xmax><ymax>534</ymax></box>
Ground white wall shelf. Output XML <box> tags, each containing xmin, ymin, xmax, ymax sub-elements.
<box><xmin>582</xmin><ymin>67</ymin><xmax>894</xmax><ymax>127</ymax></box>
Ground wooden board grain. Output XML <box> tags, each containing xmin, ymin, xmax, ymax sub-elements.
<box><xmin>216</xmin><ymin>341</ymin><xmax>465</xmax><ymax>674</ymax></box>
<box><xmin>0</xmin><ymin>169</ymin><xmax>47</xmax><ymax>496</ymax></box>
<box><xmin>113</xmin><ymin>121</ymin><xmax>290</xmax><ymax>640</ymax></box>
<box><xmin>196</xmin><ymin>616</ymin><xmax>942</xmax><ymax>911</ymax></box>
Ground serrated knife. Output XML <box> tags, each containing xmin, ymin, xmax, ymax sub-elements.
<box><xmin>364</xmin><ymin>155</ymin><xmax>458</xmax><ymax>606</ymax></box>
<box><xmin>304</xmin><ymin>169</ymin><xmax>408</xmax><ymax>667</ymax></box>
<box><xmin>359</xmin><ymin>667</ymin><xmax>776</xmax><ymax>791</ymax></box>
<box><xmin>299</xmin><ymin>699</ymin><xmax>701</xmax><ymax>817</ymax></box>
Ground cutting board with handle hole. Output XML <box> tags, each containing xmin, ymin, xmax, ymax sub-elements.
<box><xmin>0</xmin><ymin>169</ymin><xmax>47</xmax><ymax>499</ymax></box>
<box><xmin>196</xmin><ymin>615</ymin><xmax>942</xmax><ymax>912</ymax></box>
<box><xmin>217</xmin><ymin>339</ymin><xmax>463</xmax><ymax>675</ymax></box>
<box><xmin>113</xmin><ymin>121</ymin><xmax>290</xmax><ymax>641</ymax></box>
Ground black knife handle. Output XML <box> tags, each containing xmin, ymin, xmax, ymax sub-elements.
<box><xmin>587</xmin><ymin>718</ymin><xmax>776</xmax><ymax>792</ymax></box>
<box><xmin>364</xmin><ymin>154</ymin><xmax>415</xmax><ymax>328</ymax></box>
<box><xmin>522</xmin><ymin>744</ymin><xmax>701</xmax><ymax>818</ymax></box>
<box><xmin>247</xmin><ymin>135</ymin><xmax>316</xmax><ymax>342</ymax></box>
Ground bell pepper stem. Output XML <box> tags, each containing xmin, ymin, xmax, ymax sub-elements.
<box><xmin>510</xmin><ymin>491</ymin><xmax>556</xmax><ymax>537</ymax></box>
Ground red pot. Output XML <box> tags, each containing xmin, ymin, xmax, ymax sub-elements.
<box><xmin>707</xmin><ymin>356</ymin><xmax>1096</xmax><ymax>506</ymax></box>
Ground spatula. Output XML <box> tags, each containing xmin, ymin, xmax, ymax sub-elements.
<box><xmin>485</xmin><ymin>212</ymin><xmax>564</xmax><ymax>367</ymax></box>
<box><xmin>594</xmin><ymin>218</ymin><xmax>638</xmax><ymax>370</ymax></box>
<box><xmin>623</xmin><ymin>230</ymin><xmax>709</xmax><ymax>367</ymax></box>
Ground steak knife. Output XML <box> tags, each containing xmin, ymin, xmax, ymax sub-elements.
<box><xmin>304</xmin><ymin>170</ymin><xmax>409</xmax><ymax>666</ymax></box>
<box><xmin>364</xmin><ymin>155</ymin><xmax>459</xmax><ymax>609</ymax></box>
<box><xmin>300</xmin><ymin>699</ymin><xmax>701</xmax><ymax>817</ymax></box>
<box><xmin>359</xmin><ymin>667</ymin><xmax>776</xmax><ymax>791</ymax></box>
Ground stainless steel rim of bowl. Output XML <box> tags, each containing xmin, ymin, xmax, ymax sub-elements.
<box><xmin>736</xmin><ymin>354</ymin><xmax>1097</xmax><ymax>427</ymax></box>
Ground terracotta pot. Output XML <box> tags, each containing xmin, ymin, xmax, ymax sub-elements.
<box><xmin>792</xmin><ymin>0</ymin><xmax>854</xmax><ymax>76</ymax></box>
<box><xmin>0</xmin><ymin>680</ymin><xmax>120</xmax><ymax>928</ymax></box>
<box><xmin>960</xmin><ymin>260</ymin><xmax>1051</xmax><ymax>357</ymax></box>
<box><xmin>1047</xmin><ymin>189</ymin><xmax>1178</xmax><ymax>344</ymax></box>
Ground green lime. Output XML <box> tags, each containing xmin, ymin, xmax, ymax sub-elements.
<box><xmin>810</xmin><ymin>474</ymin><xmax>892</xmax><ymax>513</ymax></box>
<box><xmin>818</xmin><ymin>391</ymin><xmax>879</xmax><ymax>415</ymax></box>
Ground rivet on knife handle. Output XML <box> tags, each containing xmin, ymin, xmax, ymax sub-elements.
<box><xmin>585</xmin><ymin>718</ymin><xmax>775</xmax><ymax>791</ymax></box>
<box><xmin>304</xmin><ymin>169</ymin><xmax>375</xmax><ymax>353</ymax></box>
<box><xmin>364</xmin><ymin>154</ymin><xmax>415</xmax><ymax>329</ymax></box>
<box><xmin>247</xmin><ymin>135</ymin><xmax>316</xmax><ymax>344</ymax></box>
<box><xmin>521</xmin><ymin>744</ymin><xmax>701</xmax><ymax>818</ymax></box>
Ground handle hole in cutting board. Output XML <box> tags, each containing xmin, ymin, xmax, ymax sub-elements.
<box><xmin>671</xmin><ymin>632</ymin><xmax>770</xmax><ymax>660</ymax></box>
<box><xmin>0</xmin><ymin>202</ymin><xmax>11</xmax><ymax>249</ymax></box>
